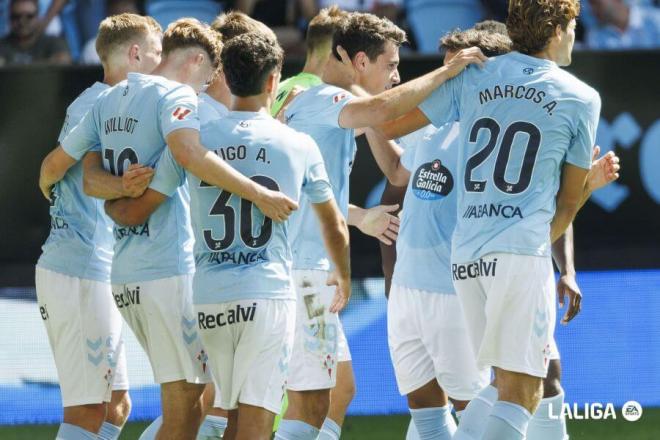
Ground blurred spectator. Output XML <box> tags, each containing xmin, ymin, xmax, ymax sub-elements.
<box><xmin>0</xmin><ymin>0</ymin><xmax>70</xmax><ymax>65</ymax></box>
<box><xmin>80</xmin><ymin>0</ymin><xmax>139</xmax><ymax>64</ymax></box>
<box><xmin>405</xmin><ymin>0</ymin><xmax>485</xmax><ymax>53</ymax></box>
<box><xmin>586</xmin><ymin>0</ymin><xmax>660</xmax><ymax>49</ymax></box>
<box><xmin>232</xmin><ymin>0</ymin><xmax>317</xmax><ymax>56</ymax></box>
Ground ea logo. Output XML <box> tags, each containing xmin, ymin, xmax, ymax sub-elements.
<box><xmin>523</xmin><ymin>67</ymin><xmax>534</xmax><ymax>75</ymax></box>
<box><xmin>621</xmin><ymin>401</ymin><xmax>642</xmax><ymax>422</ymax></box>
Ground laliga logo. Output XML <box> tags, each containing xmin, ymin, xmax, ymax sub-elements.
<box><xmin>548</xmin><ymin>401</ymin><xmax>642</xmax><ymax>421</ymax></box>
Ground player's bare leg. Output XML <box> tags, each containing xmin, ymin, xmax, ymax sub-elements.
<box><xmin>198</xmin><ymin>384</ymin><xmax>229</xmax><ymax>440</ymax></box>
<box><xmin>285</xmin><ymin>389</ymin><xmax>331</xmax><ymax>428</ymax></box>
<box><xmin>157</xmin><ymin>380</ymin><xmax>206</xmax><ymax>440</ymax></box>
<box><xmin>235</xmin><ymin>403</ymin><xmax>276</xmax><ymax>440</ymax></box>
<box><xmin>527</xmin><ymin>359</ymin><xmax>569</xmax><ymax>439</ymax></box>
<box><xmin>328</xmin><ymin>360</ymin><xmax>356</xmax><ymax>426</ymax></box>
<box><xmin>223</xmin><ymin>410</ymin><xmax>238</xmax><ymax>440</ymax></box>
<box><xmin>403</xmin><ymin>380</ymin><xmax>459</xmax><ymax>440</ymax></box>
<box><xmin>98</xmin><ymin>389</ymin><xmax>132</xmax><ymax>439</ymax></box>
<box><xmin>63</xmin><ymin>403</ymin><xmax>107</xmax><ymax>434</ymax></box>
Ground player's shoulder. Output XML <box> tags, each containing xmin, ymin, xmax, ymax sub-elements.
<box><xmin>67</xmin><ymin>82</ymin><xmax>110</xmax><ymax>114</ymax></box>
<box><xmin>127</xmin><ymin>73</ymin><xmax>195</xmax><ymax>99</ymax></box>
<box><xmin>287</xmin><ymin>83</ymin><xmax>351</xmax><ymax>118</ymax></box>
<box><xmin>549</xmin><ymin>67</ymin><xmax>600</xmax><ymax>105</ymax></box>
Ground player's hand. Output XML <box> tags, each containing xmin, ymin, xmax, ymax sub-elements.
<box><xmin>444</xmin><ymin>47</ymin><xmax>488</xmax><ymax>78</ymax></box>
<box><xmin>557</xmin><ymin>273</ymin><xmax>582</xmax><ymax>324</ymax></box>
<box><xmin>356</xmin><ymin>204</ymin><xmax>400</xmax><ymax>245</ymax></box>
<box><xmin>254</xmin><ymin>188</ymin><xmax>298</xmax><ymax>222</ymax></box>
<box><xmin>327</xmin><ymin>271</ymin><xmax>351</xmax><ymax>313</ymax></box>
<box><xmin>587</xmin><ymin>145</ymin><xmax>620</xmax><ymax>192</ymax></box>
<box><xmin>39</xmin><ymin>180</ymin><xmax>53</xmax><ymax>202</ymax></box>
<box><xmin>122</xmin><ymin>164</ymin><xmax>155</xmax><ymax>198</ymax></box>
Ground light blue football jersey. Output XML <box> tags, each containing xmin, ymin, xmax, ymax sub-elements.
<box><xmin>392</xmin><ymin>123</ymin><xmax>460</xmax><ymax>294</ymax></box>
<box><xmin>198</xmin><ymin>92</ymin><xmax>229</xmax><ymax>125</ymax></box>
<box><xmin>38</xmin><ymin>82</ymin><xmax>114</xmax><ymax>282</ymax></box>
<box><xmin>60</xmin><ymin>73</ymin><xmax>198</xmax><ymax>284</ymax></box>
<box><xmin>419</xmin><ymin>52</ymin><xmax>600</xmax><ymax>263</ymax></box>
<box><xmin>284</xmin><ymin>84</ymin><xmax>356</xmax><ymax>271</ymax></box>
<box><xmin>149</xmin><ymin>111</ymin><xmax>334</xmax><ymax>304</ymax></box>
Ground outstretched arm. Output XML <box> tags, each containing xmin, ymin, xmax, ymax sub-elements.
<box><xmin>337</xmin><ymin>47</ymin><xmax>486</xmax><ymax>129</ymax></box>
<box><xmin>313</xmin><ymin>199</ymin><xmax>351</xmax><ymax>313</ymax></box>
<box><xmin>166</xmin><ymin>128</ymin><xmax>298</xmax><ymax>221</ymax></box>
<box><xmin>39</xmin><ymin>146</ymin><xmax>77</xmax><ymax>200</ymax></box>
<box><xmin>348</xmin><ymin>203</ymin><xmax>400</xmax><ymax>246</ymax></box>
<box><xmin>364</xmin><ymin>128</ymin><xmax>410</xmax><ymax>186</ymax></box>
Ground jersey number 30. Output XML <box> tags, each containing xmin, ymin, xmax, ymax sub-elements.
<box><xmin>465</xmin><ymin>117</ymin><xmax>541</xmax><ymax>194</ymax></box>
<box><xmin>202</xmin><ymin>176</ymin><xmax>279</xmax><ymax>251</ymax></box>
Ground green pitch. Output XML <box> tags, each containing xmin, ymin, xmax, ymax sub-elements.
<box><xmin>2</xmin><ymin>410</ymin><xmax>659</xmax><ymax>439</ymax></box>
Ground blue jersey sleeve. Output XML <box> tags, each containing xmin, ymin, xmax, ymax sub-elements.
<box><xmin>60</xmin><ymin>102</ymin><xmax>101</xmax><ymax>160</ymax></box>
<box><xmin>159</xmin><ymin>85</ymin><xmax>200</xmax><ymax>137</ymax></box>
<box><xmin>149</xmin><ymin>147</ymin><xmax>186</xmax><ymax>197</ymax></box>
<box><xmin>301</xmin><ymin>134</ymin><xmax>333</xmax><ymax>204</ymax></box>
<box><xmin>418</xmin><ymin>73</ymin><xmax>463</xmax><ymax>128</ymax></box>
<box><xmin>566</xmin><ymin>92</ymin><xmax>601</xmax><ymax>170</ymax></box>
<box><xmin>317</xmin><ymin>88</ymin><xmax>354</xmax><ymax>129</ymax></box>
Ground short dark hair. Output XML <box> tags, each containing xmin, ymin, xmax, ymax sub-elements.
<box><xmin>332</xmin><ymin>12</ymin><xmax>406</xmax><ymax>62</ymax></box>
<box><xmin>221</xmin><ymin>33</ymin><xmax>283</xmax><ymax>97</ymax></box>
<box><xmin>440</xmin><ymin>28</ymin><xmax>512</xmax><ymax>57</ymax></box>
<box><xmin>211</xmin><ymin>10</ymin><xmax>276</xmax><ymax>43</ymax></box>
<box><xmin>306</xmin><ymin>5</ymin><xmax>348</xmax><ymax>53</ymax></box>
<box><xmin>507</xmin><ymin>0</ymin><xmax>580</xmax><ymax>55</ymax></box>
<box><xmin>473</xmin><ymin>20</ymin><xmax>508</xmax><ymax>36</ymax></box>
<box><xmin>162</xmin><ymin>18</ymin><xmax>223</xmax><ymax>68</ymax></box>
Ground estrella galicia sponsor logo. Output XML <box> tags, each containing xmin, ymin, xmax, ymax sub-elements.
<box><xmin>114</xmin><ymin>285</ymin><xmax>140</xmax><ymax>308</ymax></box>
<box><xmin>452</xmin><ymin>257</ymin><xmax>498</xmax><ymax>281</ymax></box>
<box><xmin>412</xmin><ymin>159</ymin><xmax>454</xmax><ymax>200</ymax></box>
<box><xmin>462</xmin><ymin>203</ymin><xmax>523</xmax><ymax>219</ymax></box>
<box><xmin>113</xmin><ymin>222</ymin><xmax>149</xmax><ymax>240</ymax></box>
<box><xmin>198</xmin><ymin>302</ymin><xmax>257</xmax><ymax>329</ymax></box>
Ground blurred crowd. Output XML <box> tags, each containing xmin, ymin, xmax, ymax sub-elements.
<box><xmin>0</xmin><ymin>0</ymin><xmax>658</xmax><ymax>66</ymax></box>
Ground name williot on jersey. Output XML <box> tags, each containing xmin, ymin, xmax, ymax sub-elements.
<box><xmin>104</xmin><ymin>116</ymin><xmax>139</xmax><ymax>135</ymax></box>
<box><xmin>479</xmin><ymin>84</ymin><xmax>558</xmax><ymax>115</ymax></box>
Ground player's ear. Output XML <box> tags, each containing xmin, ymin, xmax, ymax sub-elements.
<box><xmin>129</xmin><ymin>44</ymin><xmax>140</xmax><ymax>63</ymax></box>
<box><xmin>265</xmin><ymin>69</ymin><xmax>278</xmax><ymax>94</ymax></box>
<box><xmin>194</xmin><ymin>52</ymin><xmax>206</xmax><ymax>67</ymax></box>
<box><xmin>354</xmin><ymin>51</ymin><xmax>369</xmax><ymax>71</ymax></box>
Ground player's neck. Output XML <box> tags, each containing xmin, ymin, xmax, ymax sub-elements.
<box><xmin>205</xmin><ymin>80</ymin><xmax>231</xmax><ymax>108</ymax></box>
<box><xmin>321</xmin><ymin>63</ymin><xmax>354</xmax><ymax>91</ymax></box>
<box><xmin>103</xmin><ymin>68</ymin><xmax>129</xmax><ymax>87</ymax></box>
<box><xmin>530</xmin><ymin>48</ymin><xmax>558</xmax><ymax>64</ymax></box>
<box><xmin>152</xmin><ymin>60</ymin><xmax>189</xmax><ymax>86</ymax></box>
<box><xmin>302</xmin><ymin>52</ymin><xmax>327</xmax><ymax>77</ymax></box>
<box><xmin>231</xmin><ymin>94</ymin><xmax>270</xmax><ymax>114</ymax></box>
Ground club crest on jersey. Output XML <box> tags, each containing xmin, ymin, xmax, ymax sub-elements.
<box><xmin>332</xmin><ymin>92</ymin><xmax>348</xmax><ymax>104</ymax></box>
<box><xmin>172</xmin><ymin>107</ymin><xmax>192</xmax><ymax>120</ymax></box>
<box><xmin>412</xmin><ymin>159</ymin><xmax>454</xmax><ymax>200</ymax></box>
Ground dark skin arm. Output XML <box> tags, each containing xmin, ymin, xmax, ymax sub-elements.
<box><xmin>551</xmin><ymin>224</ymin><xmax>581</xmax><ymax>324</ymax></box>
<box><xmin>379</xmin><ymin>181</ymin><xmax>406</xmax><ymax>298</ymax></box>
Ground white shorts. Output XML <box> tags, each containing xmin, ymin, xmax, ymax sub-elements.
<box><xmin>113</xmin><ymin>274</ymin><xmax>211</xmax><ymax>385</ymax></box>
<box><xmin>287</xmin><ymin>270</ymin><xmax>350</xmax><ymax>391</ymax></box>
<box><xmin>196</xmin><ymin>299</ymin><xmax>295</xmax><ymax>414</ymax></box>
<box><xmin>35</xmin><ymin>267</ymin><xmax>129</xmax><ymax>407</ymax></box>
<box><xmin>388</xmin><ymin>284</ymin><xmax>490</xmax><ymax>400</ymax></box>
<box><xmin>452</xmin><ymin>253</ymin><xmax>556</xmax><ymax>378</ymax></box>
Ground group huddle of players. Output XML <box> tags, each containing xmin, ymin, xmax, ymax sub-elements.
<box><xmin>37</xmin><ymin>1</ymin><xmax>621</xmax><ymax>439</ymax></box>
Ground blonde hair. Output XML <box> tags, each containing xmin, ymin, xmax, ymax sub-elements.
<box><xmin>96</xmin><ymin>13</ymin><xmax>162</xmax><ymax>64</ymax></box>
<box><xmin>211</xmin><ymin>11</ymin><xmax>276</xmax><ymax>43</ymax></box>
<box><xmin>162</xmin><ymin>18</ymin><xmax>223</xmax><ymax>68</ymax></box>
<box><xmin>306</xmin><ymin>5</ymin><xmax>348</xmax><ymax>53</ymax></box>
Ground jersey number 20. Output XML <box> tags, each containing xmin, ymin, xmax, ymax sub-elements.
<box><xmin>465</xmin><ymin>117</ymin><xmax>541</xmax><ymax>194</ymax></box>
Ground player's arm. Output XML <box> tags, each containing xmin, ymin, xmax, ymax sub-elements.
<box><xmin>82</xmin><ymin>152</ymin><xmax>154</xmax><ymax>200</ymax></box>
<box><xmin>552</xmin><ymin>224</ymin><xmax>582</xmax><ymax>324</ymax></box>
<box><xmin>364</xmin><ymin>128</ymin><xmax>410</xmax><ymax>186</ymax></box>
<box><xmin>105</xmin><ymin>189</ymin><xmax>167</xmax><ymax>226</ymax></box>
<box><xmin>580</xmin><ymin>146</ymin><xmax>621</xmax><ymax>206</ymax></box>
<box><xmin>39</xmin><ymin>145</ymin><xmax>77</xmax><ymax>200</ymax></box>
<box><xmin>336</xmin><ymin>47</ymin><xmax>485</xmax><ymax>129</ymax></box>
<box><xmin>312</xmin><ymin>198</ymin><xmax>351</xmax><ymax>312</ymax></box>
<box><xmin>376</xmin><ymin>108</ymin><xmax>431</xmax><ymax>141</ymax></box>
<box><xmin>348</xmin><ymin>203</ymin><xmax>400</xmax><ymax>246</ymax></box>
<box><xmin>550</xmin><ymin>163</ymin><xmax>589</xmax><ymax>243</ymax></box>
<box><xmin>379</xmin><ymin>182</ymin><xmax>406</xmax><ymax>298</ymax></box>
<box><xmin>166</xmin><ymin>128</ymin><xmax>298</xmax><ymax>222</ymax></box>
